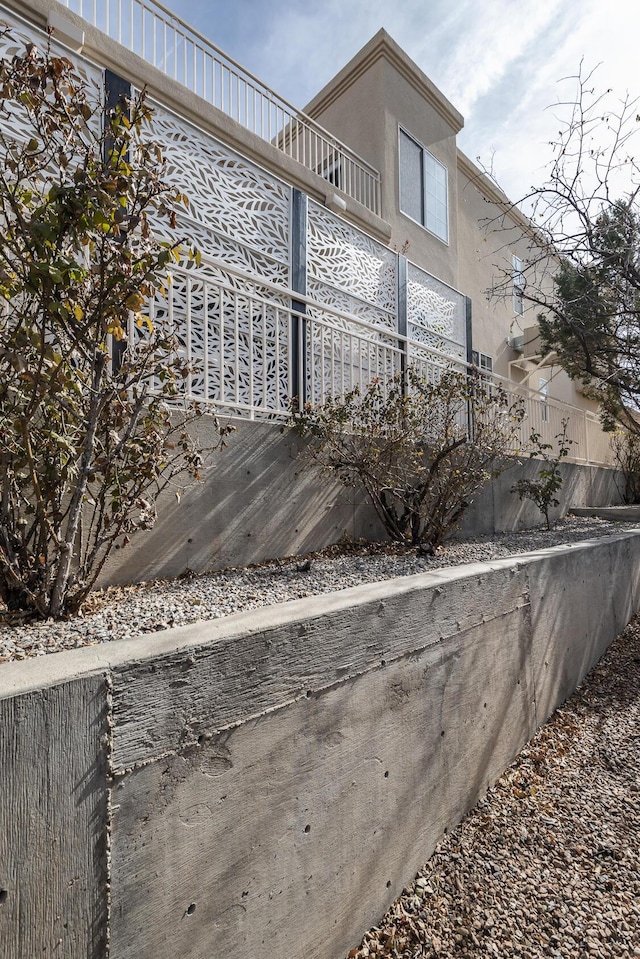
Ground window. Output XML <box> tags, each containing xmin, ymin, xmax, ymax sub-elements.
<box><xmin>539</xmin><ymin>376</ymin><xmax>549</xmax><ymax>422</ymax></box>
<box><xmin>471</xmin><ymin>350</ymin><xmax>493</xmax><ymax>374</ymax></box>
<box><xmin>399</xmin><ymin>128</ymin><xmax>448</xmax><ymax>243</ymax></box>
<box><xmin>512</xmin><ymin>255</ymin><xmax>524</xmax><ymax>315</ymax></box>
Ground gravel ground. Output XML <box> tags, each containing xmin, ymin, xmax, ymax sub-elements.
<box><xmin>1</xmin><ymin>516</ymin><xmax>639</xmax><ymax>663</ymax></box>
<box><xmin>345</xmin><ymin>614</ymin><xmax>640</xmax><ymax>959</ymax></box>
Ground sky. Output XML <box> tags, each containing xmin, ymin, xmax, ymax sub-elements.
<box><xmin>160</xmin><ymin>0</ymin><xmax>640</xmax><ymax>206</ymax></box>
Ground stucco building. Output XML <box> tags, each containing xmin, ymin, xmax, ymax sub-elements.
<box><xmin>0</xmin><ymin>0</ymin><xmax>625</xmax><ymax>592</ymax></box>
<box><xmin>2</xmin><ymin>0</ymin><xmax>609</xmax><ymax>461</ymax></box>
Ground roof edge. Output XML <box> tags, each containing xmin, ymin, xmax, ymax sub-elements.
<box><xmin>305</xmin><ymin>29</ymin><xmax>464</xmax><ymax>135</ymax></box>
<box><xmin>457</xmin><ymin>150</ymin><xmax>529</xmax><ymax>228</ymax></box>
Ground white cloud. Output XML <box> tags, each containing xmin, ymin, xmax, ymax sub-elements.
<box><xmin>435</xmin><ymin>0</ymin><xmax>563</xmax><ymax>115</ymax></box>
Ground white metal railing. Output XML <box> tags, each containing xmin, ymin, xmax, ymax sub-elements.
<box><xmin>136</xmin><ymin>252</ymin><xmax>616</xmax><ymax>467</ymax></box>
<box><xmin>141</xmin><ymin>254</ymin><xmax>406</xmax><ymax>417</ymax></box>
<box><xmin>56</xmin><ymin>0</ymin><xmax>381</xmax><ymax>214</ymax></box>
<box><xmin>491</xmin><ymin>373</ymin><xmax>615</xmax><ymax>466</ymax></box>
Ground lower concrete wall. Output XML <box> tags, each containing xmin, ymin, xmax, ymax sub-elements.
<box><xmin>0</xmin><ymin>677</ymin><xmax>109</xmax><ymax>959</ymax></box>
<box><xmin>101</xmin><ymin>419</ymin><xmax>627</xmax><ymax>586</ymax></box>
<box><xmin>2</xmin><ymin>531</ymin><xmax>640</xmax><ymax>959</ymax></box>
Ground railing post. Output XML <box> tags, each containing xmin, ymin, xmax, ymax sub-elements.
<box><xmin>397</xmin><ymin>254</ymin><xmax>408</xmax><ymax>392</ymax></box>
<box><xmin>104</xmin><ymin>69</ymin><xmax>132</xmax><ymax>374</ymax></box>
<box><xmin>465</xmin><ymin>296</ymin><xmax>473</xmax><ymax>367</ymax></box>
<box><xmin>291</xmin><ymin>188</ymin><xmax>308</xmax><ymax>409</ymax></box>
<box><xmin>584</xmin><ymin>410</ymin><xmax>590</xmax><ymax>465</ymax></box>
<box><xmin>465</xmin><ymin>296</ymin><xmax>474</xmax><ymax>438</ymax></box>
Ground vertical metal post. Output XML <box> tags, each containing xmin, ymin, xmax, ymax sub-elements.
<box><xmin>104</xmin><ymin>69</ymin><xmax>133</xmax><ymax>374</ymax></box>
<box><xmin>397</xmin><ymin>254</ymin><xmax>408</xmax><ymax>391</ymax></box>
<box><xmin>291</xmin><ymin>188</ymin><xmax>308</xmax><ymax>408</ymax></box>
<box><xmin>465</xmin><ymin>296</ymin><xmax>474</xmax><ymax>439</ymax></box>
<box><xmin>465</xmin><ymin>296</ymin><xmax>473</xmax><ymax>367</ymax></box>
<box><xmin>584</xmin><ymin>410</ymin><xmax>590</xmax><ymax>466</ymax></box>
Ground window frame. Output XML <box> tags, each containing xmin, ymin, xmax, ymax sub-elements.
<box><xmin>471</xmin><ymin>349</ymin><xmax>493</xmax><ymax>374</ymax></box>
<box><xmin>398</xmin><ymin>126</ymin><xmax>449</xmax><ymax>244</ymax></box>
<box><xmin>512</xmin><ymin>254</ymin><xmax>525</xmax><ymax>316</ymax></box>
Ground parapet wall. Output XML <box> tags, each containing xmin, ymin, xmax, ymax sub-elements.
<box><xmin>2</xmin><ymin>530</ymin><xmax>639</xmax><ymax>958</ymax></box>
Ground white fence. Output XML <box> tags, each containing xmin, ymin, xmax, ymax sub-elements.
<box><xmin>56</xmin><ymin>0</ymin><xmax>381</xmax><ymax>213</ymax></box>
<box><xmin>142</xmin><ymin>254</ymin><xmax>614</xmax><ymax>468</ymax></box>
<box><xmin>492</xmin><ymin>374</ymin><xmax>614</xmax><ymax>466</ymax></box>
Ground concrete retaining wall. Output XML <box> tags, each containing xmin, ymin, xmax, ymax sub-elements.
<box><xmin>2</xmin><ymin>530</ymin><xmax>640</xmax><ymax>959</ymax></box>
<box><xmin>100</xmin><ymin>419</ymin><xmax>627</xmax><ymax>586</ymax></box>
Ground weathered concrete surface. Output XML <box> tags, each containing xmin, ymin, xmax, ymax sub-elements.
<box><xmin>109</xmin><ymin>608</ymin><xmax>535</xmax><ymax>959</ymax></box>
<box><xmin>2</xmin><ymin>531</ymin><xmax>640</xmax><ymax>959</ymax></box>
<box><xmin>109</xmin><ymin>561</ymin><xmax>529</xmax><ymax>770</ymax></box>
<box><xmin>99</xmin><ymin>419</ymin><xmax>627</xmax><ymax>587</ymax></box>
<box><xmin>526</xmin><ymin>534</ymin><xmax>640</xmax><ymax>723</ymax></box>
<box><xmin>105</xmin><ymin>531</ymin><xmax>640</xmax><ymax>959</ymax></box>
<box><xmin>0</xmin><ymin>676</ymin><xmax>109</xmax><ymax>959</ymax></box>
<box><xmin>571</xmin><ymin>505</ymin><xmax>640</xmax><ymax>520</ymax></box>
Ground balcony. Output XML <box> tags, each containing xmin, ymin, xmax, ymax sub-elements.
<box><xmin>56</xmin><ymin>0</ymin><xmax>381</xmax><ymax>215</ymax></box>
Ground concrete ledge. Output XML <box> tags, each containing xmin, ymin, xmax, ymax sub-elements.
<box><xmin>570</xmin><ymin>505</ymin><xmax>640</xmax><ymax>520</ymax></box>
<box><xmin>1</xmin><ymin>530</ymin><xmax>640</xmax><ymax>958</ymax></box>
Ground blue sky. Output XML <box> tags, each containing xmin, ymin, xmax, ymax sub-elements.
<box><xmin>160</xmin><ymin>0</ymin><xmax>640</xmax><ymax>205</ymax></box>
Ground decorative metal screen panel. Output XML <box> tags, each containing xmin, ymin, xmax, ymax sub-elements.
<box><xmin>307</xmin><ymin>201</ymin><xmax>397</xmax><ymax>331</ymax></box>
<box><xmin>133</xmin><ymin>101</ymin><xmax>293</xmax><ymax>416</ymax></box>
<box><xmin>0</xmin><ymin>13</ymin><xmax>104</xmax><ymax>142</ymax></box>
<box><xmin>306</xmin><ymin>310</ymin><xmax>402</xmax><ymax>406</ymax></box>
<box><xmin>146</xmin><ymin>99</ymin><xmax>292</xmax><ymax>287</ymax></box>
<box><xmin>305</xmin><ymin>201</ymin><xmax>399</xmax><ymax>399</ymax></box>
<box><xmin>407</xmin><ymin>262</ymin><xmax>466</xmax><ymax>361</ymax></box>
<box><xmin>143</xmin><ymin>265</ymin><xmax>291</xmax><ymax>419</ymax></box>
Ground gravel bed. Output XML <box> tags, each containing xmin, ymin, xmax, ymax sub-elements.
<box><xmin>1</xmin><ymin>516</ymin><xmax>639</xmax><ymax>663</ymax></box>
<box><xmin>346</xmin><ymin>613</ymin><xmax>640</xmax><ymax>959</ymax></box>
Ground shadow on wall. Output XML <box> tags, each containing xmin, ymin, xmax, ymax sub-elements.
<box><xmin>100</xmin><ymin>419</ymin><xmax>385</xmax><ymax>586</ymax></box>
<box><xmin>461</xmin><ymin>456</ymin><xmax>626</xmax><ymax>537</ymax></box>
<box><xmin>101</xmin><ymin>421</ymin><xmax>627</xmax><ymax>587</ymax></box>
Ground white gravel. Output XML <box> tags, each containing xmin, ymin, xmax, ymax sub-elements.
<box><xmin>1</xmin><ymin>516</ymin><xmax>639</xmax><ymax>663</ymax></box>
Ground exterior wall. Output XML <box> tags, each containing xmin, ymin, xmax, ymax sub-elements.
<box><xmin>96</xmin><ymin>419</ymin><xmax>622</xmax><ymax>588</ymax></box>
<box><xmin>456</xmin><ymin>155</ymin><xmax>532</xmax><ymax>376</ymax></box>
<box><xmin>382</xmin><ymin>71</ymin><xmax>459</xmax><ymax>286</ymax></box>
<box><xmin>455</xmin><ymin>155</ymin><xmax>596</xmax><ymax>412</ymax></box>
<box><xmin>304</xmin><ymin>29</ymin><xmax>606</xmax><ymax>427</ymax></box>
<box><xmin>306</xmin><ymin>30</ymin><xmax>463</xmax><ymax>289</ymax></box>
<box><xmin>2</xmin><ymin>532</ymin><xmax>640</xmax><ymax>959</ymax></box>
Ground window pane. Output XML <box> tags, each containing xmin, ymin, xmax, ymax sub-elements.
<box><xmin>512</xmin><ymin>254</ymin><xmax>524</xmax><ymax>314</ymax></box>
<box><xmin>425</xmin><ymin>152</ymin><xmax>448</xmax><ymax>242</ymax></box>
<box><xmin>399</xmin><ymin>130</ymin><xmax>423</xmax><ymax>223</ymax></box>
<box><xmin>472</xmin><ymin>350</ymin><xmax>493</xmax><ymax>372</ymax></box>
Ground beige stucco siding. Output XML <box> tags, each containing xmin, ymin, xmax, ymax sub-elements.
<box><xmin>306</xmin><ymin>29</ymin><xmax>462</xmax><ymax>288</ymax></box>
